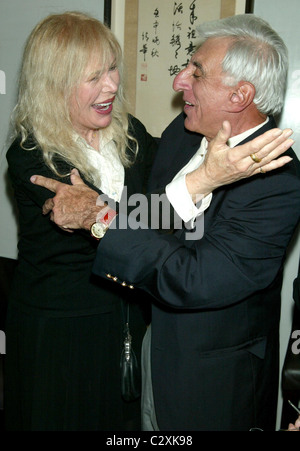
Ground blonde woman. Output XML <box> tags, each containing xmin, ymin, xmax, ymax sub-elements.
<box><xmin>5</xmin><ymin>12</ymin><xmax>156</xmax><ymax>431</ymax></box>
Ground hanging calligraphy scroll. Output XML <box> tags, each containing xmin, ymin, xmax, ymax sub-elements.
<box><xmin>128</xmin><ymin>0</ymin><xmax>246</xmax><ymax>137</ymax></box>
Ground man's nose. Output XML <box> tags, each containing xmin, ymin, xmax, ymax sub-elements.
<box><xmin>173</xmin><ymin>67</ymin><xmax>191</xmax><ymax>92</ymax></box>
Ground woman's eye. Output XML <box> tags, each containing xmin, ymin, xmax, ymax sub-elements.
<box><xmin>88</xmin><ymin>74</ymin><xmax>100</xmax><ymax>82</ymax></box>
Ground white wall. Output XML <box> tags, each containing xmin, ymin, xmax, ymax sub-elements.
<box><xmin>253</xmin><ymin>0</ymin><xmax>300</xmax><ymax>429</ymax></box>
<box><xmin>111</xmin><ymin>0</ymin><xmax>125</xmax><ymax>51</ymax></box>
<box><xmin>0</xmin><ymin>0</ymin><xmax>104</xmax><ymax>260</ymax></box>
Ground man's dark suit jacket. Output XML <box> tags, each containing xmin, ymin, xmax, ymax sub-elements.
<box><xmin>94</xmin><ymin>114</ymin><xmax>300</xmax><ymax>431</ymax></box>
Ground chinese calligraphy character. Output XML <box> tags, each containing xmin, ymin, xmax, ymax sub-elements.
<box><xmin>140</xmin><ymin>43</ymin><xmax>148</xmax><ymax>62</ymax></box>
<box><xmin>189</xmin><ymin>0</ymin><xmax>198</xmax><ymax>25</ymax></box>
<box><xmin>142</xmin><ymin>32</ymin><xmax>150</xmax><ymax>42</ymax></box>
<box><xmin>154</xmin><ymin>8</ymin><xmax>159</xmax><ymax>18</ymax></box>
<box><xmin>153</xmin><ymin>20</ymin><xmax>159</xmax><ymax>35</ymax></box>
<box><xmin>173</xmin><ymin>2</ymin><xmax>183</xmax><ymax>15</ymax></box>
<box><xmin>181</xmin><ymin>59</ymin><xmax>190</xmax><ymax>69</ymax></box>
<box><xmin>172</xmin><ymin>21</ymin><xmax>182</xmax><ymax>32</ymax></box>
<box><xmin>185</xmin><ymin>41</ymin><xmax>197</xmax><ymax>57</ymax></box>
<box><xmin>151</xmin><ymin>49</ymin><xmax>159</xmax><ymax>58</ymax></box>
<box><xmin>187</xmin><ymin>26</ymin><xmax>197</xmax><ymax>40</ymax></box>
<box><xmin>170</xmin><ymin>34</ymin><xmax>182</xmax><ymax>59</ymax></box>
<box><xmin>168</xmin><ymin>65</ymin><xmax>181</xmax><ymax>76</ymax></box>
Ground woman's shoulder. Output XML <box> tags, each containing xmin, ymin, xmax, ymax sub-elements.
<box><xmin>6</xmin><ymin>135</ymin><xmax>42</xmax><ymax>168</ymax></box>
<box><xmin>6</xmin><ymin>135</ymin><xmax>72</xmax><ymax>183</ymax></box>
<box><xmin>127</xmin><ymin>114</ymin><xmax>158</xmax><ymax>152</ymax></box>
<box><xmin>128</xmin><ymin>114</ymin><xmax>150</xmax><ymax>137</ymax></box>
<box><xmin>7</xmin><ymin>133</ymin><xmax>38</xmax><ymax>155</ymax></box>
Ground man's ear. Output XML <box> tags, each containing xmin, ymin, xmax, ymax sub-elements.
<box><xmin>229</xmin><ymin>82</ymin><xmax>255</xmax><ymax>112</ymax></box>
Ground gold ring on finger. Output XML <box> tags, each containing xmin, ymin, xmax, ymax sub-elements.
<box><xmin>259</xmin><ymin>167</ymin><xmax>265</xmax><ymax>174</ymax></box>
<box><xmin>250</xmin><ymin>153</ymin><xmax>262</xmax><ymax>163</ymax></box>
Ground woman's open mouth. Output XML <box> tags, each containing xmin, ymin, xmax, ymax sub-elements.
<box><xmin>92</xmin><ymin>97</ymin><xmax>115</xmax><ymax>114</ymax></box>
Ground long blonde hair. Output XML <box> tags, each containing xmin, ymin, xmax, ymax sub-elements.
<box><xmin>13</xmin><ymin>11</ymin><xmax>137</xmax><ymax>183</ymax></box>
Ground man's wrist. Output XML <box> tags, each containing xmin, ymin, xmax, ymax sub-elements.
<box><xmin>90</xmin><ymin>206</ymin><xmax>117</xmax><ymax>240</ymax></box>
<box><xmin>82</xmin><ymin>204</ymin><xmax>104</xmax><ymax>231</ymax></box>
<box><xmin>186</xmin><ymin>168</ymin><xmax>212</xmax><ymax>200</ymax></box>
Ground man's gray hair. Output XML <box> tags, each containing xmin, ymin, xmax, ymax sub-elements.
<box><xmin>196</xmin><ymin>14</ymin><xmax>288</xmax><ymax>116</ymax></box>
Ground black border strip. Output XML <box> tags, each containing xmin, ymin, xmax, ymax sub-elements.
<box><xmin>104</xmin><ymin>0</ymin><xmax>112</xmax><ymax>27</ymax></box>
<box><xmin>245</xmin><ymin>0</ymin><xmax>254</xmax><ymax>13</ymax></box>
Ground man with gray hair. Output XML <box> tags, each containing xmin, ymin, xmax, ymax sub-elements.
<box><xmin>31</xmin><ymin>15</ymin><xmax>300</xmax><ymax>430</ymax></box>
<box><xmin>93</xmin><ymin>14</ymin><xmax>300</xmax><ymax>431</ymax></box>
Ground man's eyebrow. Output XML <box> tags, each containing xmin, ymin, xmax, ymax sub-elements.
<box><xmin>192</xmin><ymin>60</ymin><xmax>205</xmax><ymax>76</ymax></box>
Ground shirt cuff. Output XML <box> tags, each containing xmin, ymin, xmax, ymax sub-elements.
<box><xmin>166</xmin><ymin>174</ymin><xmax>213</xmax><ymax>226</ymax></box>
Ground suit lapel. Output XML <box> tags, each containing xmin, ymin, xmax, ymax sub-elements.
<box><xmin>149</xmin><ymin>115</ymin><xmax>277</xmax><ymax>225</ymax></box>
<box><xmin>149</xmin><ymin>115</ymin><xmax>202</xmax><ymax>190</ymax></box>
<box><xmin>238</xmin><ymin>116</ymin><xmax>276</xmax><ymax>145</ymax></box>
<box><xmin>168</xmin><ymin>131</ymin><xmax>202</xmax><ymax>180</ymax></box>
<box><xmin>181</xmin><ymin>116</ymin><xmax>278</xmax><ymax>238</ymax></box>
<box><xmin>203</xmin><ymin>116</ymin><xmax>277</xmax><ymax>229</ymax></box>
